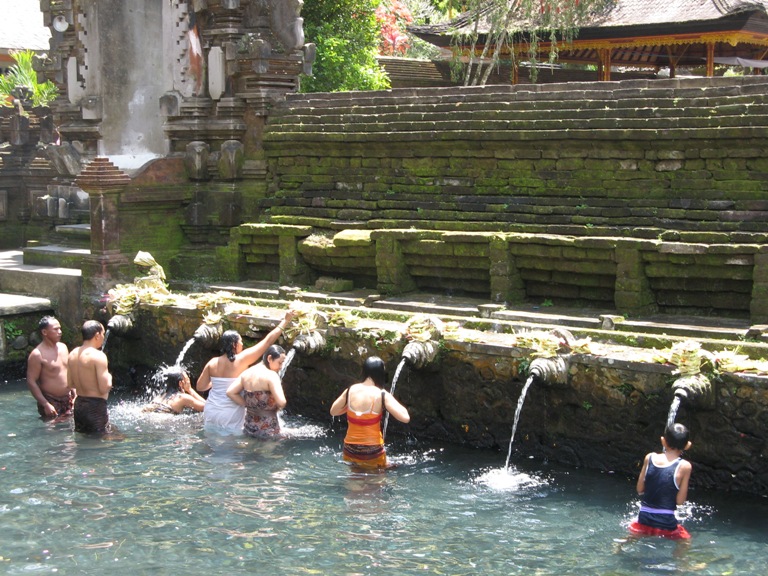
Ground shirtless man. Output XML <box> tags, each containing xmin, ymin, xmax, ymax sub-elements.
<box><xmin>26</xmin><ymin>316</ymin><xmax>73</xmax><ymax>420</ymax></box>
<box><xmin>67</xmin><ymin>320</ymin><xmax>113</xmax><ymax>434</ymax></box>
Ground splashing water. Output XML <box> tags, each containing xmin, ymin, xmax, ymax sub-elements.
<box><xmin>281</xmin><ymin>417</ymin><xmax>328</xmax><ymax>439</ymax></box>
<box><xmin>473</xmin><ymin>465</ymin><xmax>548</xmax><ymax>492</ymax></box>
<box><xmin>504</xmin><ymin>374</ymin><xmax>535</xmax><ymax>470</ymax></box>
<box><xmin>666</xmin><ymin>394</ymin><xmax>681</xmax><ymax>431</ymax></box>
<box><xmin>278</xmin><ymin>347</ymin><xmax>297</xmax><ymax>380</ymax></box>
<box><xmin>175</xmin><ymin>337</ymin><xmax>196</xmax><ymax>367</ymax></box>
<box><xmin>102</xmin><ymin>328</ymin><xmax>111</xmax><ymax>352</ymax></box>
<box><xmin>382</xmin><ymin>357</ymin><xmax>407</xmax><ymax>440</ymax></box>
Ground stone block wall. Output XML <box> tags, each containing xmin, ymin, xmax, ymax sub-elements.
<box><xmin>227</xmin><ymin>223</ymin><xmax>766</xmax><ymax>319</ymax></box>
<box><xmin>250</xmin><ymin>76</ymin><xmax>768</xmax><ymax>320</ymax></box>
<box><xmin>91</xmin><ymin>302</ymin><xmax>768</xmax><ymax>495</ymax></box>
<box><xmin>264</xmin><ymin>77</ymin><xmax>768</xmax><ymax>236</ymax></box>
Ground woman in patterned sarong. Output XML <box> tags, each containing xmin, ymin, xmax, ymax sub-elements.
<box><xmin>226</xmin><ymin>345</ymin><xmax>287</xmax><ymax>438</ymax></box>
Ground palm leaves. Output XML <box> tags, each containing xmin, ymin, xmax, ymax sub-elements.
<box><xmin>0</xmin><ymin>49</ymin><xmax>59</xmax><ymax>108</ymax></box>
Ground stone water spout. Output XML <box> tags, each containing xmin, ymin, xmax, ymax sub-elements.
<box><xmin>278</xmin><ymin>331</ymin><xmax>326</xmax><ymax>380</ymax></box>
<box><xmin>667</xmin><ymin>374</ymin><xmax>713</xmax><ymax>430</ymax></box>
<box><xmin>402</xmin><ymin>340</ymin><xmax>440</xmax><ymax>369</ymax></box>
<box><xmin>401</xmin><ymin>315</ymin><xmax>444</xmax><ymax>369</ymax></box>
<box><xmin>665</xmin><ymin>340</ymin><xmax>716</xmax><ymax>428</ymax></box>
<box><xmin>529</xmin><ymin>355</ymin><xmax>570</xmax><ymax>385</ymax></box>
<box><xmin>520</xmin><ymin>327</ymin><xmax>575</xmax><ymax>385</ymax></box>
<box><xmin>290</xmin><ymin>330</ymin><xmax>326</xmax><ymax>355</ymax></box>
<box><xmin>671</xmin><ymin>373</ymin><xmax>713</xmax><ymax>405</ymax></box>
<box><xmin>107</xmin><ymin>314</ymin><xmax>135</xmax><ymax>337</ymax></box>
<box><xmin>193</xmin><ymin>322</ymin><xmax>223</xmax><ymax>350</ymax></box>
<box><xmin>277</xmin><ymin>306</ymin><xmax>329</xmax><ymax>379</ymax></box>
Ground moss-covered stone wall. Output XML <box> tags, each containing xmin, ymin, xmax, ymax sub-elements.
<box><xmin>251</xmin><ymin>76</ymin><xmax>768</xmax><ymax>319</ymax></box>
<box><xmin>94</xmin><ymin>302</ymin><xmax>768</xmax><ymax>496</ymax></box>
<box><xmin>227</xmin><ymin>225</ymin><xmax>767</xmax><ymax>320</ymax></box>
<box><xmin>264</xmin><ymin>77</ymin><xmax>768</xmax><ymax>236</ymax></box>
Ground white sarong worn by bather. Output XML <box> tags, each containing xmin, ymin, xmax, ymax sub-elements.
<box><xmin>203</xmin><ymin>376</ymin><xmax>244</xmax><ymax>434</ymax></box>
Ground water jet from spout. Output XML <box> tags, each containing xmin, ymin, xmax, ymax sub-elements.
<box><xmin>666</xmin><ymin>393</ymin><xmax>683</xmax><ymax>431</ymax></box>
<box><xmin>502</xmin><ymin>356</ymin><xmax>570</xmax><ymax>470</ymax></box>
<box><xmin>504</xmin><ymin>374</ymin><xmax>535</xmax><ymax>470</ymax></box>
<box><xmin>175</xmin><ymin>338</ymin><xmax>196</xmax><ymax>367</ymax></box>
<box><xmin>278</xmin><ymin>347</ymin><xmax>297</xmax><ymax>380</ymax></box>
<box><xmin>667</xmin><ymin>373</ymin><xmax>711</xmax><ymax>430</ymax></box>
<box><xmin>382</xmin><ymin>357</ymin><xmax>408</xmax><ymax>441</ymax></box>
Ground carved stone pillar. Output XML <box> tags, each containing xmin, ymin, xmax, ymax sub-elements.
<box><xmin>75</xmin><ymin>157</ymin><xmax>132</xmax><ymax>296</ymax></box>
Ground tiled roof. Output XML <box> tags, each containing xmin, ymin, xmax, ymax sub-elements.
<box><xmin>592</xmin><ymin>0</ymin><xmax>768</xmax><ymax>27</ymax></box>
<box><xmin>410</xmin><ymin>0</ymin><xmax>768</xmax><ymax>36</ymax></box>
<box><xmin>0</xmin><ymin>0</ymin><xmax>50</xmax><ymax>52</ymax></box>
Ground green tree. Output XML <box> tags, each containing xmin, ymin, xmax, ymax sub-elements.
<box><xmin>301</xmin><ymin>0</ymin><xmax>390</xmax><ymax>92</ymax></box>
<box><xmin>0</xmin><ymin>50</ymin><xmax>59</xmax><ymax>108</ymax></box>
<box><xmin>452</xmin><ymin>0</ymin><xmax>614</xmax><ymax>85</ymax></box>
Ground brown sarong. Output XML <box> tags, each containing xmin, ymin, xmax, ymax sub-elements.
<box><xmin>37</xmin><ymin>389</ymin><xmax>75</xmax><ymax>419</ymax></box>
<box><xmin>74</xmin><ymin>396</ymin><xmax>111</xmax><ymax>434</ymax></box>
<box><xmin>343</xmin><ymin>442</ymin><xmax>387</xmax><ymax>469</ymax></box>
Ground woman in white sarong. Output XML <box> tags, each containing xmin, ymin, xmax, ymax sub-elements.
<box><xmin>196</xmin><ymin>310</ymin><xmax>293</xmax><ymax>434</ymax></box>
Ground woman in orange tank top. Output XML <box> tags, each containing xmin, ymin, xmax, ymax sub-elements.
<box><xmin>330</xmin><ymin>356</ymin><xmax>410</xmax><ymax>470</ymax></box>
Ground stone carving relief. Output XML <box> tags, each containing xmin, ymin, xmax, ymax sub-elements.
<box><xmin>169</xmin><ymin>1</ymin><xmax>207</xmax><ymax>99</ymax></box>
<box><xmin>271</xmin><ymin>0</ymin><xmax>305</xmax><ymax>52</ymax></box>
<box><xmin>242</xmin><ymin>0</ymin><xmax>307</xmax><ymax>54</ymax></box>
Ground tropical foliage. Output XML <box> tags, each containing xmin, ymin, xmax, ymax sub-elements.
<box><xmin>0</xmin><ymin>50</ymin><xmax>58</xmax><ymax>108</ymax></box>
<box><xmin>301</xmin><ymin>0</ymin><xmax>390</xmax><ymax>92</ymax></box>
<box><xmin>377</xmin><ymin>0</ymin><xmax>444</xmax><ymax>60</ymax></box>
<box><xmin>376</xmin><ymin>0</ymin><xmax>414</xmax><ymax>56</ymax></box>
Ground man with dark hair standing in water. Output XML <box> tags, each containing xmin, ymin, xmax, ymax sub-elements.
<box><xmin>26</xmin><ymin>315</ymin><xmax>73</xmax><ymax>420</ymax></box>
<box><xmin>68</xmin><ymin>320</ymin><xmax>113</xmax><ymax>434</ymax></box>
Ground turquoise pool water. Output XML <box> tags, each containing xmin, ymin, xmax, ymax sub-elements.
<box><xmin>1</xmin><ymin>379</ymin><xmax>766</xmax><ymax>575</ymax></box>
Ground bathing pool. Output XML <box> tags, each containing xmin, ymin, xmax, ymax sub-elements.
<box><xmin>1</xmin><ymin>379</ymin><xmax>766</xmax><ymax>575</ymax></box>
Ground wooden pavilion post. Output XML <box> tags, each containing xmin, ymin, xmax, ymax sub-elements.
<box><xmin>665</xmin><ymin>45</ymin><xmax>689</xmax><ymax>78</ymax></box>
<box><xmin>707</xmin><ymin>42</ymin><xmax>715</xmax><ymax>76</ymax></box>
<box><xmin>598</xmin><ymin>48</ymin><xmax>612</xmax><ymax>81</ymax></box>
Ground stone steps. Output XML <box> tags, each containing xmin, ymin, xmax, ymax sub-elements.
<box><xmin>193</xmin><ymin>277</ymin><xmax>757</xmax><ymax>346</ymax></box>
<box><xmin>272</xmin><ymin>96</ymin><xmax>768</xmax><ymax>125</ymax></box>
<box><xmin>24</xmin><ymin>224</ymin><xmax>91</xmax><ymax>268</ymax></box>
<box><xmin>266</xmin><ymin>204</ymin><xmax>765</xmax><ymax>233</ymax></box>
<box><xmin>23</xmin><ymin>244</ymin><xmax>90</xmax><ymax>269</ymax></box>
<box><xmin>0</xmin><ymin>250</ymin><xmax>83</xmax><ymax>331</ymax></box>
<box><xmin>279</xmin><ymin>76</ymin><xmax>768</xmax><ymax>109</ymax></box>
<box><xmin>267</xmin><ymin>77</ymin><xmax>768</xmax><ymax>143</ymax></box>
<box><xmin>48</xmin><ymin>223</ymin><xmax>91</xmax><ymax>249</ymax></box>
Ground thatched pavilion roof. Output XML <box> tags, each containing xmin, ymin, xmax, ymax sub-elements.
<box><xmin>409</xmin><ymin>0</ymin><xmax>768</xmax><ymax>76</ymax></box>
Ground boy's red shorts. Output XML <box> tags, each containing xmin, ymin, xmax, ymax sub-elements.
<box><xmin>629</xmin><ymin>521</ymin><xmax>691</xmax><ymax>540</ymax></box>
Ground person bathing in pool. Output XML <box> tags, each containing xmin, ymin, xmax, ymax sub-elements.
<box><xmin>329</xmin><ymin>356</ymin><xmax>410</xmax><ymax>470</ymax></box>
<box><xmin>144</xmin><ymin>367</ymin><xmax>205</xmax><ymax>414</ymax></box>
<box><xmin>629</xmin><ymin>422</ymin><xmax>693</xmax><ymax>540</ymax></box>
